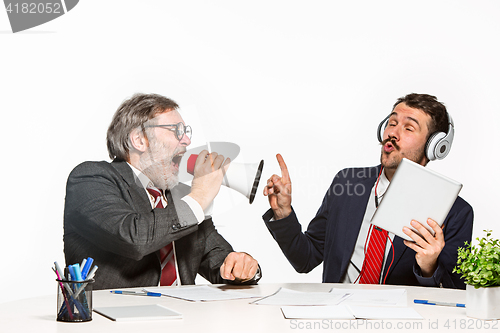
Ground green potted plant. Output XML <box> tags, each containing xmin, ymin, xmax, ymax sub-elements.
<box><xmin>453</xmin><ymin>230</ymin><xmax>500</xmax><ymax>319</ymax></box>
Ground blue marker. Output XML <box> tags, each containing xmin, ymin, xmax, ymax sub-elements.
<box><xmin>68</xmin><ymin>264</ymin><xmax>78</xmax><ymax>281</ymax></box>
<box><xmin>73</xmin><ymin>264</ymin><xmax>83</xmax><ymax>281</ymax></box>
<box><xmin>81</xmin><ymin>257</ymin><xmax>94</xmax><ymax>280</ymax></box>
<box><xmin>414</xmin><ymin>299</ymin><xmax>465</xmax><ymax>308</ymax></box>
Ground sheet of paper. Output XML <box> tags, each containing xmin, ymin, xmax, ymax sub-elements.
<box><xmin>281</xmin><ymin>305</ymin><xmax>355</xmax><ymax>319</ymax></box>
<box><xmin>347</xmin><ymin>305</ymin><xmax>423</xmax><ymax>320</ymax></box>
<box><xmin>252</xmin><ymin>288</ymin><xmax>350</xmax><ymax>306</ymax></box>
<box><xmin>331</xmin><ymin>288</ymin><xmax>407</xmax><ymax>306</ymax></box>
<box><xmin>143</xmin><ymin>285</ymin><xmax>259</xmax><ymax>302</ymax></box>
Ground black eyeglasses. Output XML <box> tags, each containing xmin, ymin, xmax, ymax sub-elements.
<box><xmin>145</xmin><ymin>122</ymin><xmax>192</xmax><ymax>141</ymax></box>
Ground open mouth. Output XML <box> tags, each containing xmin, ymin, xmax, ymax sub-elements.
<box><xmin>172</xmin><ymin>152</ymin><xmax>184</xmax><ymax>170</ymax></box>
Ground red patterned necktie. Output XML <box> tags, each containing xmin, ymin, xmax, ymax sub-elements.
<box><xmin>359</xmin><ymin>225</ymin><xmax>388</xmax><ymax>284</ymax></box>
<box><xmin>146</xmin><ymin>186</ymin><xmax>178</xmax><ymax>286</ymax></box>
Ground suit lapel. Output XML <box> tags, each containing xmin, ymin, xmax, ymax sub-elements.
<box><xmin>111</xmin><ymin>160</ymin><xmax>152</xmax><ymax>213</ymax></box>
<box><xmin>112</xmin><ymin>162</ymin><xmax>186</xmax><ymax>283</ymax></box>
<box><xmin>346</xmin><ymin>176</ymin><xmax>377</xmax><ymax>246</ymax></box>
<box><xmin>350</xmin><ymin>166</ymin><xmax>382</xmax><ymax>240</ymax></box>
<box><xmin>335</xmin><ymin>167</ymin><xmax>381</xmax><ymax>279</ymax></box>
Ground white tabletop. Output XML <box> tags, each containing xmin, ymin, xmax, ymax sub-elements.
<box><xmin>0</xmin><ymin>283</ymin><xmax>496</xmax><ymax>332</ymax></box>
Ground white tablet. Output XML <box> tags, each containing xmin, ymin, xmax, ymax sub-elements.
<box><xmin>370</xmin><ymin>158</ymin><xmax>462</xmax><ymax>241</ymax></box>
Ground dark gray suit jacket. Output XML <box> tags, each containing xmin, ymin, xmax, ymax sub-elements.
<box><xmin>64</xmin><ymin>160</ymin><xmax>255</xmax><ymax>289</ymax></box>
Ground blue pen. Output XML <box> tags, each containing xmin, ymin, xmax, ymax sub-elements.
<box><xmin>414</xmin><ymin>299</ymin><xmax>465</xmax><ymax>308</ymax></box>
<box><xmin>110</xmin><ymin>290</ymin><xmax>162</xmax><ymax>297</ymax></box>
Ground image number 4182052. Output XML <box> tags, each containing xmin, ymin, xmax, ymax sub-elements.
<box><xmin>3</xmin><ymin>0</ymin><xmax>79</xmax><ymax>33</ymax></box>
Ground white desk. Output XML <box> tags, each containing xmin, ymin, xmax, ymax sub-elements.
<box><xmin>1</xmin><ymin>283</ymin><xmax>497</xmax><ymax>332</ymax></box>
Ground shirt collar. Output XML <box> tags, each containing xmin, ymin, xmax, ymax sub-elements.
<box><xmin>127</xmin><ymin>162</ymin><xmax>154</xmax><ymax>189</ymax></box>
<box><xmin>377</xmin><ymin>167</ymin><xmax>390</xmax><ymax>197</ymax></box>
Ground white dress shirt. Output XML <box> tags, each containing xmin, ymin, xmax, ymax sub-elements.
<box><xmin>127</xmin><ymin>163</ymin><xmax>206</xmax><ymax>223</ymax></box>
<box><xmin>342</xmin><ymin>170</ymin><xmax>396</xmax><ymax>284</ymax></box>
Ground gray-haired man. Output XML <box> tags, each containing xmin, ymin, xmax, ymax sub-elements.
<box><xmin>64</xmin><ymin>93</ymin><xmax>260</xmax><ymax>289</ymax></box>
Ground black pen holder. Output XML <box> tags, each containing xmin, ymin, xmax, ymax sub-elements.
<box><xmin>56</xmin><ymin>279</ymin><xmax>94</xmax><ymax>322</ymax></box>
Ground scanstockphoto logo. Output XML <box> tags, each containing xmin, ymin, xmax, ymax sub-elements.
<box><xmin>3</xmin><ymin>0</ymin><xmax>79</xmax><ymax>33</ymax></box>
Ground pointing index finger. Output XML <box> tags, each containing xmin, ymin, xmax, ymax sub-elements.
<box><xmin>276</xmin><ymin>154</ymin><xmax>290</xmax><ymax>182</ymax></box>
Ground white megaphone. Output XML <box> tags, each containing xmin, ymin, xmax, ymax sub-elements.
<box><xmin>187</xmin><ymin>154</ymin><xmax>264</xmax><ymax>204</ymax></box>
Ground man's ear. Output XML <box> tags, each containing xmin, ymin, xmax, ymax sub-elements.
<box><xmin>129</xmin><ymin>128</ymin><xmax>149</xmax><ymax>153</ymax></box>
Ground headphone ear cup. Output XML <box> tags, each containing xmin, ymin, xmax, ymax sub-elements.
<box><xmin>377</xmin><ymin>116</ymin><xmax>390</xmax><ymax>142</ymax></box>
<box><xmin>435</xmin><ymin>139</ymin><xmax>452</xmax><ymax>160</ymax></box>
<box><xmin>425</xmin><ymin>132</ymin><xmax>446</xmax><ymax>161</ymax></box>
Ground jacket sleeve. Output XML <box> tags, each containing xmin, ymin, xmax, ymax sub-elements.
<box><xmin>64</xmin><ymin>161</ymin><xmax>198</xmax><ymax>261</ymax></box>
<box><xmin>262</xmin><ymin>175</ymin><xmax>337</xmax><ymax>274</ymax></box>
<box><xmin>413</xmin><ymin>197</ymin><xmax>474</xmax><ymax>289</ymax></box>
<box><xmin>185</xmin><ymin>217</ymin><xmax>260</xmax><ymax>285</ymax></box>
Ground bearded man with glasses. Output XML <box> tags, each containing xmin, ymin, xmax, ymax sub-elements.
<box><xmin>64</xmin><ymin>93</ymin><xmax>260</xmax><ymax>289</ymax></box>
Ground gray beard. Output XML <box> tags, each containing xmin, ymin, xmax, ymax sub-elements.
<box><xmin>141</xmin><ymin>164</ymin><xmax>179</xmax><ymax>191</ymax></box>
<box><xmin>138</xmin><ymin>153</ymin><xmax>180</xmax><ymax>191</ymax></box>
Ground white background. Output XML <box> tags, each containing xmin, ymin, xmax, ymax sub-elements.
<box><xmin>1</xmin><ymin>0</ymin><xmax>499</xmax><ymax>304</ymax></box>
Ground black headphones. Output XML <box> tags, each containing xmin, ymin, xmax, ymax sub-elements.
<box><xmin>377</xmin><ymin>112</ymin><xmax>454</xmax><ymax>161</ymax></box>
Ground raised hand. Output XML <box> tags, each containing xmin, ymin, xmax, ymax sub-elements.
<box><xmin>263</xmin><ymin>154</ymin><xmax>292</xmax><ymax>220</ymax></box>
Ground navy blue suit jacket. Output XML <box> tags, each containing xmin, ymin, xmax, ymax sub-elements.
<box><xmin>263</xmin><ymin>165</ymin><xmax>473</xmax><ymax>289</ymax></box>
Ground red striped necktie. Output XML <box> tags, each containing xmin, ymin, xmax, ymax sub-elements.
<box><xmin>359</xmin><ymin>225</ymin><xmax>388</xmax><ymax>284</ymax></box>
<box><xmin>146</xmin><ymin>186</ymin><xmax>178</xmax><ymax>286</ymax></box>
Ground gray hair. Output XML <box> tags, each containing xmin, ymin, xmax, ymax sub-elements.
<box><xmin>106</xmin><ymin>93</ymin><xmax>179</xmax><ymax>161</ymax></box>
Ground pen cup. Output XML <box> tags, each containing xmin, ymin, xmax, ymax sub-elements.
<box><xmin>56</xmin><ymin>279</ymin><xmax>94</xmax><ymax>322</ymax></box>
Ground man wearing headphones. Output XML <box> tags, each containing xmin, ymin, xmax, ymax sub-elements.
<box><xmin>263</xmin><ymin>93</ymin><xmax>473</xmax><ymax>289</ymax></box>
